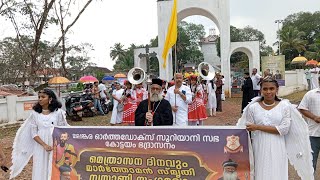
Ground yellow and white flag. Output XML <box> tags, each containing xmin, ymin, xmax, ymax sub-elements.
<box><xmin>161</xmin><ymin>0</ymin><xmax>177</xmax><ymax>68</ymax></box>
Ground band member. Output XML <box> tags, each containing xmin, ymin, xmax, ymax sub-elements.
<box><xmin>135</xmin><ymin>78</ymin><xmax>173</xmax><ymax>126</ymax></box>
<box><xmin>168</xmin><ymin>80</ymin><xmax>175</xmax><ymax>89</ymax></box>
<box><xmin>207</xmin><ymin>79</ymin><xmax>217</xmax><ymax>117</ymax></box>
<box><xmin>201</xmin><ymin>79</ymin><xmax>208</xmax><ymax>105</ymax></box>
<box><xmin>187</xmin><ymin>75</ymin><xmax>207</xmax><ymax>126</ymax></box>
<box><xmin>122</xmin><ymin>80</ymin><xmax>137</xmax><ymax>125</ymax></box>
<box><xmin>134</xmin><ymin>83</ymin><xmax>147</xmax><ymax>106</ymax></box>
<box><xmin>161</xmin><ymin>80</ymin><xmax>167</xmax><ymax>98</ymax></box>
<box><xmin>165</xmin><ymin>73</ymin><xmax>192</xmax><ymax>126</ymax></box>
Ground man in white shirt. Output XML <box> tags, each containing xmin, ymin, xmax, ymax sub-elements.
<box><xmin>165</xmin><ymin>73</ymin><xmax>192</xmax><ymax>126</ymax></box>
<box><xmin>250</xmin><ymin>68</ymin><xmax>262</xmax><ymax>97</ymax></box>
<box><xmin>221</xmin><ymin>75</ymin><xmax>226</xmax><ymax>101</ymax></box>
<box><xmin>310</xmin><ymin>65</ymin><xmax>320</xmax><ymax>89</ymax></box>
<box><xmin>298</xmin><ymin>76</ymin><xmax>320</xmax><ymax>172</ymax></box>
<box><xmin>98</xmin><ymin>81</ymin><xmax>108</xmax><ymax>100</ymax></box>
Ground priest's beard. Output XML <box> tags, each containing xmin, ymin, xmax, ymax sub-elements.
<box><xmin>59</xmin><ymin>139</ymin><xmax>66</xmax><ymax>147</ymax></box>
<box><xmin>150</xmin><ymin>92</ymin><xmax>163</xmax><ymax>102</ymax></box>
<box><xmin>223</xmin><ymin>171</ymin><xmax>238</xmax><ymax>180</ymax></box>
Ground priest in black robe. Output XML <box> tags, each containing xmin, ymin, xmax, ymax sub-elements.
<box><xmin>241</xmin><ymin>72</ymin><xmax>254</xmax><ymax>112</ymax></box>
<box><xmin>135</xmin><ymin>78</ymin><xmax>173</xmax><ymax>126</ymax></box>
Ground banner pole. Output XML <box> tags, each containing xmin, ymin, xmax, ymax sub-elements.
<box><xmin>174</xmin><ymin>44</ymin><xmax>177</xmax><ymax>73</ymax></box>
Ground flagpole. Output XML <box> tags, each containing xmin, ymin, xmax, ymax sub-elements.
<box><xmin>174</xmin><ymin>44</ymin><xmax>177</xmax><ymax>73</ymax></box>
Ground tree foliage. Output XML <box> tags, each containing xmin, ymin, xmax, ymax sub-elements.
<box><xmin>217</xmin><ymin>26</ymin><xmax>273</xmax><ymax>68</ymax></box>
<box><xmin>111</xmin><ymin>21</ymin><xmax>205</xmax><ymax>74</ymax></box>
<box><xmin>173</xmin><ymin>21</ymin><xmax>205</xmax><ymax>72</ymax></box>
<box><xmin>279</xmin><ymin>26</ymin><xmax>307</xmax><ymax>67</ymax></box>
<box><xmin>111</xmin><ymin>43</ymin><xmax>139</xmax><ymax>72</ymax></box>
<box><xmin>281</xmin><ymin>11</ymin><xmax>320</xmax><ymax>63</ymax></box>
<box><xmin>0</xmin><ymin>35</ymin><xmax>94</xmax><ymax>84</ymax></box>
<box><xmin>0</xmin><ymin>0</ymin><xmax>94</xmax><ymax>83</ymax></box>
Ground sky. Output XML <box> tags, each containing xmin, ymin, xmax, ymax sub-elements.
<box><xmin>0</xmin><ymin>0</ymin><xmax>319</xmax><ymax>70</ymax></box>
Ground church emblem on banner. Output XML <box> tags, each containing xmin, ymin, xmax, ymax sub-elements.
<box><xmin>224</xmin><ymin>135</ymin><xmax>243</xmax><ymax>153</ymax></box>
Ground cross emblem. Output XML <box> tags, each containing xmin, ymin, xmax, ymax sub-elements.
<box><xmin>138</xmin><ymin>45</ymin><xmax>157</xmax><ymax>75</ymax></box>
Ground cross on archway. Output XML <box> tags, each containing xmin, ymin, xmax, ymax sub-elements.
<box><xmin>138</xmin><ymin>45</ymin><xmax>157</xmax><ymax>76</ymax></box>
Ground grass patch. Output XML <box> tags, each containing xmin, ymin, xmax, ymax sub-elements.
<box><xmin>282</xmin><ymin>90</ymin><xmax>307</xmax><ymax>104</ymax></box>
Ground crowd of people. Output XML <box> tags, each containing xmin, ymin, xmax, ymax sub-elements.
<box><xmin>2</xmin><ymin>67</ymin><xmax>320</xmax><ymax>180</ymax></box>
<box><xmin>108</xmin><ymin>72</ymin><xmax>226</xmax><ymax>126</ymax></box>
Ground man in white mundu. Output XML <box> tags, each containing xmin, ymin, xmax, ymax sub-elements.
<box><xmin>110</xmin><ymin>82</ymin><xmax>124</xmax><ymax>125</ymax></box>
<box><xmin>165</xmin><ymin>73</ymin><xmax>192</xmax><ymax>126</ymax></box>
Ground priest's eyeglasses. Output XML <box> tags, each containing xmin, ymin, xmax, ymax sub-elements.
<box><xmin>151</xmin><ymin>87</ymin><xmax>161</xmax><ymax>91</ymax></box>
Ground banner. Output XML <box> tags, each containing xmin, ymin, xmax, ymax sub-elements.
<box><xmin>51</xmin><ymin>127</ymin><xmax>251</xmax><ymax>180</ymax></box>
<box><xmin>261</xmin><ymin>55</ymin><xmax>286</xmax><ymax>86</ymax></box>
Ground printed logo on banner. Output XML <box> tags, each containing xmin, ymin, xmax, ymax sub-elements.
<box><xmin>224</xmin><ymin>135</ymin><xmax>243</xmax><ymax>153</ymax></box>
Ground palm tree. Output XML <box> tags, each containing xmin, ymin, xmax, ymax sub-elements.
<box><xmin>113</xmin><ymin>54</ymin><xmax>134</xmax><ymax>71</ymax></box>
<box><xmin>280</xmin><ymin>26</ymin><xmax>307</xmax><ymax>68</ymax></box>
<box><xmin>305</xmin><ymin>38</ymin><xmax>320</xmax><ymax>60</ymax></box>
<box><xmin>280</xmin><ymin>26</ymin><xmax>307</xmax><ymax>54</ymax></box>
<box><xmin>112</xmin><ymin>43</ymin><xmax>135</xmax><ymax>71</ymax></box>
<box><xmin>110</xmin><ymin>43</ymin><xmax>126</xmax><ymax>61</ymax></box>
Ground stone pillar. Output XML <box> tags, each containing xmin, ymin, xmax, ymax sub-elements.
<box><xmin>157</xmin><ymin>1</ymin><xmax>173</xmax><ymax>81</ymax></box>
<box><xmin>220</xmin><ymin>0</ymin><xmax>231</xmax><ymax>97</ymax></box>
<box><xmin>6</xmin><ymin>95</ymin><xmax>17</xmax><ymax>123</ymax></box>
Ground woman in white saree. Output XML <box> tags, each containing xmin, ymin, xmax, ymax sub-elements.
<box><xmin>10</xmin><ymin>89</ymin><xmax>68</xmax><ymax>180</ymax></box>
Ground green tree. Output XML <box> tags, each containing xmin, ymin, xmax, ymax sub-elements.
<box><xmin>280</xmin><ymin>11</ymin><xmax>320</xmax><ymax>66</ymax></box>
<box><xmin>149</xmin><ymin>37</ymin><xmax>160</xmax><ymax>75</ymax></box>
<box><xmin>217</xmin><ymin>26</ymin><xmax>272</xmax><ymax>68</ymax></box>
<box><xmin>305</xmin><ymin>37</ymin><xmax>320</xmax><ymax>60</ymax></box>
<box><xmin>179</xmin><ymin>21</ymin><xmax>206</xmax><ymax>47</ymax></box>
<box><xmin>150</xmin><ymin>36</ymin><xmax>158</xmax><ymax>47</ymax></box>
<box><xmin>66</xmin><ymin>43</ymin><xmax>94</xmax><ymax>68</ymax></box>
<box><xmin>52</xmin><ymin>0</ymin><xmax>94</xmax><ymax>76</ymax></box>
<box><xmin>173</xmin><ymin>21</ymin><xmax>205</xmax><ymax>72</ymax></box>
<box><xmin>283</xmin><ymin>11</ymin><xmax>320</xmax><ymax>45</ymax></box>
<box><xmin>112</xmin><ymin>21</ymin><xmax>205</xmax><ymax>74</ymax></box>
<box><xmin>110</xmin><ymin>43</ymin><xmax>126</xmax><ymax>61</ymax></box>
<box><xmin>1</xmin><ymin>0</ymin><xmax>94</xmax><ymax>83</ymax></box>
<box><xmin>0</xmin><ymin>36</ymin><xmax>54</xmax><ymax>84</ymax></box>
<box><xmin>112</xmin><ymin>44</ymin><xmax>137</xmax><ymax>72</ymax></box>
<box><xmin>279</xmin><ymin>26</ymin><xmax>307</xmax><ymax>68</ymax></box>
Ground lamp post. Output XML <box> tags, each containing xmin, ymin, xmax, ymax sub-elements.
<box><xmin>275</xmin><ymin>19</ymin><xmax>284</xmax><ymax>55</ymax></box>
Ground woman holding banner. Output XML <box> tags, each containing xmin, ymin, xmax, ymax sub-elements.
<box><xmin>237</xmin><ymin>78</ymin><xmax>313</xmax><ymax>180</ymax></box>
<box><xmin>10</xmin><ymin>89</ymin><xmax>69</xmax><ymax>180</ymax></box>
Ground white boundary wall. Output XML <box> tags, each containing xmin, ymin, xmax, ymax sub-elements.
<box><xmin>278</xmin><ymin>69</ymin><xmax>308</xmax><ymax>97</ymax></box>
<box><xmin>0</xmin><ymin>93</ymin><xmax>67</xmax><ymax>124</ymax></box>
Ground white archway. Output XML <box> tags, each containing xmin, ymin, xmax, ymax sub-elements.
<box><xmin>135</xmin><ymin>0</ymin><xmax>230</xmax><ymax>82</ymax></box>
<box><xmin>134</xmin><ymin>0</ymin><xmax>260</xmax><ymax>97</ymax></box>
<box><xmin>230</xmin><ymin>41</ymin><xmax>260</xmax><ymax>74</ymax></box>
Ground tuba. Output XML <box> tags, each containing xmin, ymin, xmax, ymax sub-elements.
<box><xmin>127</xmin><ymin>67</ymin><xmax>146</xmax><ymax>85</ymax></box>
<box><xmin>198</xmin><ymin>62</ymin><xmax>216</xmax><ymax>80</ymax></box>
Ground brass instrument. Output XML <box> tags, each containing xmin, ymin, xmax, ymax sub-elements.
<box><xmin>127</xmin><ymin>67</ymin><xmax>146</xmax><ymax>85</ymax></box>
<box><xmin>198</xmin><ymin>62</ymin><xmax>216</xmax><ymax>80</ymax></box>
<box><xmin>127</xmin><ymin>67</ymin><xmax>152</xmax><ymax>126</ymax></box>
